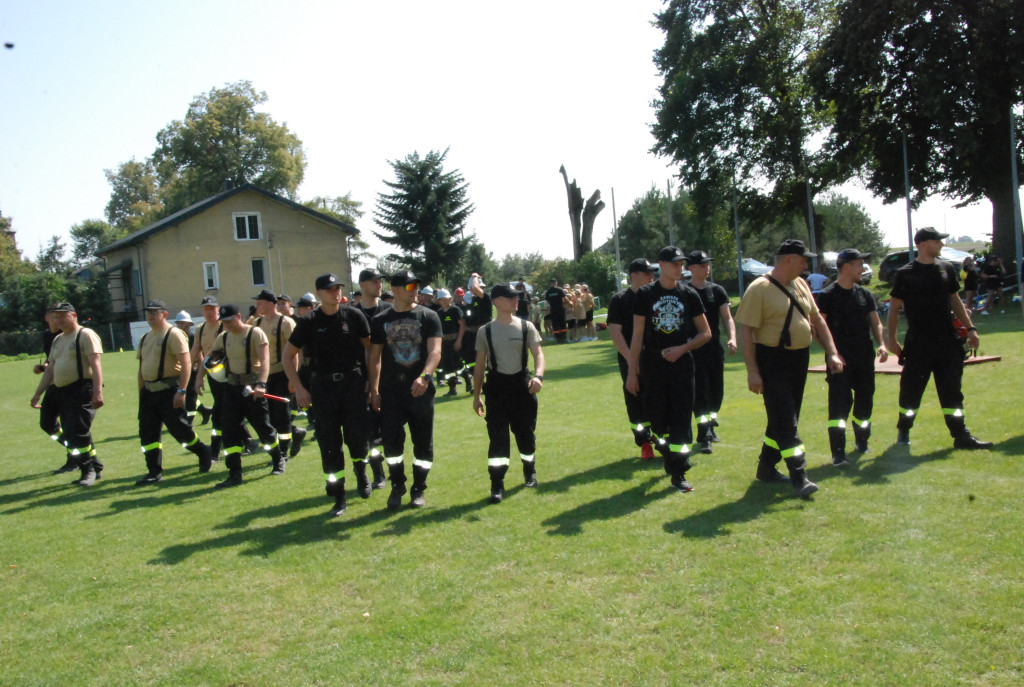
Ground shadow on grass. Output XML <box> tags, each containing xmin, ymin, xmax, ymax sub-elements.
<box><xmin>542</xmin><ymin>475</ymin><xmax>668</xmax><ymax>536</ymax></box>
<box><xmin>544</xmin><ymin>345</ymin><xmax>619</xmax><ymax>382</ymax></box>
<box><xmin>0</xmin><ymin>468</ymin><xmax>62</xmax><ymax>490</ymax></box>
<box><xmin>94</xmin><ymin>434</ymin><xmax>139</xmax><ymax>444</ymax></box>
<box><xmin>807</xmin><ymin>442</ymin><xmax>957</xmax><ymax>488</ymax></box>
<box><xmin>663</xmin><ymin>481</ymin><xmax>802</xmax><ymax>538</ymax></box>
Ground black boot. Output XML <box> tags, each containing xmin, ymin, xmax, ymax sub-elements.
<box><xmin>828</xmin><ymin>426</ymin><xmax>848</xmax><ymax>467</ymax></box>
<box><xmin>53</xmin><ymin>452</ymin><xmax>77</xmax><ymax>474</ymax></box>
<box><xmin>270</xmin><ymin>447</ymin><xmax>286</xmax><ymax>476</ymax></box>
<box><xmin>328</xmin><ymin>480</ymin><xmax>347</xmax><ymax>516</ymax></box>
<box><xmin>210</xmin><ymin>435</ymin><xmax>223</xmax><ymax>463</ymax></box>
<box><xmin>278</xmin><ymin>438</ymin><xmax>291</xmax><ymax>462</ymax></box>
<box><xmin>136</xmin><ymin>449</ymin><xmax>163</xmax><ymax>485</ymax></box>
<box><xmin>785</xmin><ymin>456</ymin><xmax>818</xmax><ymax>498</ymax></box>
<box><xmin>198</xmin><ymin>404</ymin><xmax>213</xmax><ymax>425</ymax></box>
<box><xmin>696</xmin><ymin>422</ymin><xmax>713</xmax><ymax>454</ymax></box>
<box><xmin>755</xmin><ymin>459</ymin><xmax>790</xmax><ymax>483</ymax></box>
<box><xmin>353</xmin><ymin>460</ymin><xmax>372</xmax><ymax>498</ymax></box>
<box><xmin>289</xmin><ymin>426</ymin><xmax>306</xmax><ymax>458</ymax></box>
<box><xmin>386</xmin><ymin>460</ymin><xmax>407</xmax><ymax>510</ymax></box>
<box><xmin>370</xmin><ymin>455</ymin><xmax>387</xmax><ymax>490</ymax></box>
<box><xmin>447</xmin><ymin>379</ymin><xmax>458</xmax><ymax>396</ymax></box>
<box><xmin>410</xmin><ymin>463</ymin><xmax>430</xmax><ymax>508</ymax></box>
<box><xmin>489</xmin><ymin>478</ymin><xmax>504</xmax><ymax>503</ymax></box>
<box><xmin>852</xmin><ymin>423</ymin><xmax>870</xmax><ymax>453</ymax></box>
<box><xmin>215</xmin><ymin>455</ymin><xmax>244</xmax><ymax>488</ymax></box>
<box><xmin>522</xmin><ymin>460</ymin><xmax>537</xmax><ymax>488</ymax></box>
<box><xmin>953</xmin><ymin>432</ymin><xmax>993</xmax><ymax>450</ymax></box>
<box><xmin>191</xmin><ymin>441</ymin><xmax>213</xmax><ymax>473</ymax></box>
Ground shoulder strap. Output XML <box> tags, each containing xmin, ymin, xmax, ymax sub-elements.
<box><xmin>244</xmin><ymin>326</ymin><xmax>255</xmax><ymax>374</ymax></box>
<box><xmin>521</xmin><ymin>319</ymin><xmax>529</xmax><ymax>371</ymax></box>
<box><xmin>216</xmin><ymin>331</ymin><xmax>229</xmax><ymax>369</ymax></box>
<box><xmin>765</xmin><ymin>275</ymin><xmax>806</xmax><ymax>348</ymax></box>
<box><xmin>75</xmin><ymin>329</ymin><xmax>84</xmax><ymax>382</ymax></box>
<box><xmin>484</xmin><ymin>322</ymin><xmax>496</xmax><ymax>373</ymax></box>
<box><xmin>156</xmin><ymin>328</ymin><xmax>173</xmax><ymax>380</ymax></box>
<box><xmin>275</xmin><ymin>317</ymin><xmax>283</xmax><ymax>364</ymax></box>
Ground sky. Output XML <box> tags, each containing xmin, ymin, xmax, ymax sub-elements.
<box><xmin>0</xmin><ymin>0</ymin><xmax>998</xmax><ymax>270</ymax></box>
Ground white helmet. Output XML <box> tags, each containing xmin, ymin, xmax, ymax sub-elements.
<box><xmin>203</xmin><ymin>351</ymin><xmax>228</xmax><ymax>383</ymax></box>
<box><xmin>174</xmin><ymin>310</ymin><xmax>193</xmax><ymax>324</ymax></box>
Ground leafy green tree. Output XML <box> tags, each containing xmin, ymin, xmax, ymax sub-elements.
<box><xmin>495</xmin><ymin>252</ymin><xmax>547</xmax><ymax>283</ymax></box>
<box><xmin>36</xmin><ymin>236</ymin><xmax>71</xmax><ymax>275</ymax></box>
<box><xmin>373</xmin><ymin>149</ymin><xmax>474</xmax><ymax>285</ymax></box>
<box><xmin>455</xmin><ymin>240</ymin><xmax>499</xmax><ymax>289</ymax></box>
<box><xmin>812</xmin><ymin>0</ymin><xmax>1024</xmax><ymax>259</ymax></box>
<box><xmin>303</xmin><ymin>194</ymin><xmax>375</xmax><ymax>269</ymax></box>
<box><xmin>0</xmin><ymin>217</ymin><xmax>33</xmax><ymax>286</ymax></box>
<box><xmin>651</xmin><ymin>0</ymin><xmax>845</xmax><ymax>249</ymax></box>
<box><xmin>69</xmin><ymin>219</ymin><xmax>123</xmax><ymax>266</ymax></box>
<box><xmin>153</xmin><ymin>81</ymin><xmax>306</xmax><ymax>214</ymax></box>
<box><xmin>104</xmin><ymin>158</ymin><xmax>163</xmax><ymax>230</ymax></box>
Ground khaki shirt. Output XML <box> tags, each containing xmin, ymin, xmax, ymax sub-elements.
<box><xmin>735</xmin><ymin>275</ymin><xmax>818</xmax><ymax>349</ymax></box>
<box><xmin>195</xmin><ymin>321</ymin><xmax>223</xmax><ymax>356</ymax></box>
<box><xmin>212</xmin><ymin>325</ymin><xmax>269</xmax><ymax>375</ymax></box>
<box><xmin>256</xmin><ymin>314</ymin><xmax>295</xmax><ymax>374</ymax></box>
<box><xmin>137</xmin><ymin>326</ymin><xmax>189</xmax><ymax>381</ymax></box>
<box><xmin>476</xmin><ymin>318</ymin><xmax>542</xmax><ymax>375</ymax></box>
<box><xmin>48</xmin><ymin>327</ymin><xmax>102</xmax><ymax>387</ymax></box>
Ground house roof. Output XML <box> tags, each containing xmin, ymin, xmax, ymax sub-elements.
<box><xmin>97</xmin><ymin>183</ymin><xmax>358</xmax><ymax>256</ymax></box>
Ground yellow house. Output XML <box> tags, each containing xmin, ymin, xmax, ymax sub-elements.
<box><xmin>97</xmin><ymin>184</ymin><xmax>357</xmax><ymax>326</ymax></box>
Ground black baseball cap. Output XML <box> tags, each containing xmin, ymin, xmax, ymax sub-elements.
<box><xmin>252</xmin><ymin>289</ymin><xmax>277</xmax><ymax>303</ymax></box>
<box><xmin>628</xmin><ymin>258</ymin><xmax>658</xmax><ymax>274</ymax></box>
<box><xmin>315</xmin><ymin>273</ymin><xmax>343</xmax><ymax>290</ymax></box>
<box><xmin>217</xmin><ymin>304</ymin><xmax>241</xmax><ymax>321</ymax></box>
<box><xmin>657</xmin><ymin>246</ymin><xmax>686</xmax><ymax>263</ymax></box>
<box><xmin>389</xmin><ymin>270</ymin><xmax>421</xmax><ymax>287</ymax></box>
<box><xmin>47</xmin><ymin>302</ymin><xmax>76</xmax><ymax>313</ymax></box>
<box><xmin>684</xmin><ymin>250</ymin><xmax>713</xmax><ymax>266</ymax></box>
<box><xmin>776</xmin><ymin>239</ymin><xmax>816</xmax><ymax>258</ymax></box>
<box><xmin>358</xmin><ymin>268</ymin><xmax>385</xmax><ymax>282</ymax></box>
<box><xmin>200</xmin><ymin>296</ymin><xmax>219</xmax><ymax>307</ymax></box>
<box><xmin>914</xmin><ymin>227</ymin><xmax>949</xmax><ymax>244</ymax></box>
<box><xmin>297</xmin><ymin>296</ymin><xmax>315</xmax><ymax>308</ymax></box>
<box><xmin>836</xmin><ymin>248</ymin><xmax>871</xmax><ymax>268</ymax></box>
<box><xmin>143</xmin><ymin>300</ymin><xmax>168</xmax><ymax>312</ymax></box>
<box><xmin>277</xmin><ymin>293</ymin><xmax>293</xmax><ymax>303</ymax></box>
<box><xmin>490</xmin><ymin>282</ymin><xmax>518</xmax><ymax>300</ymax></box>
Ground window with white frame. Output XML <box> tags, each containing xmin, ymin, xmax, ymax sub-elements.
<box><xmin>132</xmin><ymin>269</ymin><xmax>143</xmax><ymax>296</ymax></box>
<box><xmin>203</xmin><ymin>262</ymin><xmax>219</xmax><ymax>290</ymax></box>
<box><xmin>251</xmin><ymin>258</ymin><xmax>267</xmax><ymax>286</ymax></box>
<box><xmin>233</xmin><ymin>213</ymin><xmax>261</xmax><ymax>240</ymax></box>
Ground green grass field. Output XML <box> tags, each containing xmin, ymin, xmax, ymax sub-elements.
<box><xmin>2</xmin><ymin>314</ymin><xmax>1022</xmax><ymax>686</ymax></box>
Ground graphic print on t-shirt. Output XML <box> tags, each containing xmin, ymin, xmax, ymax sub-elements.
<box><xmin>385</xmin><ymin>319</ymin><xmax>423</xmax><ymax>366</ymax></box>
<box><xmin>653</xmin><ymin>296</ymin><xmax>685</xmax><ymax>334</ymax></box>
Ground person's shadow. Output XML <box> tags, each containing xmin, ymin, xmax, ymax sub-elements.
<box><xmin>662</xmin><ymin>481</ymin><xmax>803</xmax><ymax>538</ymax></box>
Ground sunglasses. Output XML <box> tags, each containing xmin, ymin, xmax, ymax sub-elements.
<box><xmin>404</xmin><ymin>283</ymin><xmax>419</xmax><ymax>292</ymax></box>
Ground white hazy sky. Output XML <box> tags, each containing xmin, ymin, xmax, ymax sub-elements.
<box><xmin>0</xmin><ymin>0</ymin><xmax>997</xmax><ymax>269</ymax></box>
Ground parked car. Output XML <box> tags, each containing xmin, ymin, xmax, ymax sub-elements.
<box><xmin>741</xmin><ymin>257</ymin><xmax>772</xmax><ymax>283</ymax></box>
<box><xmin>821</xmin><ymin>251</ymin><xmax>873</xmax><ymax>285</ymax></box>
<box><xmin>877</xmin><ymin>246</ymin><xmax>973</xmax><ymax>283</ymax></box>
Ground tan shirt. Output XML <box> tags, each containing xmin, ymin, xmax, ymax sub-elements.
<box><xmin>476</xmin><ymin>318</ymin><xmax>542</xmax><ymax>375</ymax></box>
<box><xmin>212</xmin><ymin>325</ymin><xmax>269</xmax><ymax>375</ymax></box>
<box><xmin>256</xmin><ymin>314</ymin><xmax>295</xmax><ymax>373</ymax></box>
<box><xmin>137</xmin><ymin>325</ymin><xmax>189</xmax><ymax>381</ymax></box>
<box><xmin>735</xmin><ymin>275</ymin><xmax>818</xmax><ymax>349</ymax></box>
<box><xmin>195</xmin><ymin>321</ymin><xmax>223</xmax><ymax>356</ymax></box>
<box><xmin>48</xmin><ymin>327</ymin><xmax>102</xmax><ymax>387</ymax></box>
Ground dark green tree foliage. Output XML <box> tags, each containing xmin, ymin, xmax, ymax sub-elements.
<box><xmin>36</xmin><ymin>236</ymin><xmax>71</xmax><ymax>275</ymax></box>
<box><xmin>533</xmin><ymin>252</ymin><xmax>619</xmax><ymax>305</ymax></box>
<box><xmin>495</xmin><ymin>252</ymin><xmax>547</xmax><ymax>283</ymax></box>
<box><xmin>153</xmin><ymin>81</ymin><xmax>306</xmax><ymax>215</ymax></box>
<box><xmin>651</xmin><ymin>0</ymin><xmax>845</xmax><ymax>249</ymax></box>
<box><xmin>104</xmin><ymin>158</ymin><xmax>162</xmax><ymax>230</ymax></box>
<box><xmin>303</xmin><ymin>194</ymin><xmax>375</xmax><ymax>269</ymax></box>
<box><xmin>813</xmin><ymin>0</ymin><xmax>1024</xmax><ymax>259</ymax></box>
<box><xmin>373</xmin><ymin>149</ymin><xmax>474</xmax><ymax>285</ymax></box>
<box><xmin>69</xmin><ymin>219</ymin><xmax>123</xmax><ymax>266</ymax></box>
<box><xmin>457</xmin><ymin>240</ymin><xmax>499</xmax><ymax>288</ymax></box>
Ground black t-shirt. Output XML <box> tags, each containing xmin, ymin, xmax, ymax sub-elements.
<box><xmin>464</xmin><ymin>295</ymin><xmax>493</xmax><ymax>328</ymax></box>
<box><xmin>288</xmin><ymin>306</ymin><xmax>370</xmax><ymax>375</ymax></box>
<box><xmin>370</xmin><ymin>305</ymin><xmax>442</xmax><ymax>387</ymax></box>
<box><xmin>545</xmin><ymin>286</ymin><xmax>566</xmax><ymax>316</ymax></box>
<box><xmin>606</xmin><ymin>288</ymin><xmax>637</xmax><ymax>356</ymax></box>
<box><xmin>355</xmin><ymin>300</ymin><xmax>392</xmax><ymax>322</ymax></box>
<box><xmin>890</xmin><ymin>259</ymin><xmax>959</xmax><ymax>342</ymax></box>
<box><xmin>817</xmin><ymin>281</ymin><xmax>876</xmax><ymax>358</ymax></box>
<box><xmin>438</xmin><ymin>305</ymin><xmax>464</xmax><ymax>336</ymax></box>
<box><xmin>633</xmin><ymin>280</ymin><xmax>706</xmax><ymax>352</ymax></box>
<box><xmin>515</xmin><ymin>285</ymin><xmax>530</xmax><ymax>317</ymax></box>
<box><xmin>688</xmin><ymin>281</ymin><xmax>729</xmax><ymax>340</ymax></box>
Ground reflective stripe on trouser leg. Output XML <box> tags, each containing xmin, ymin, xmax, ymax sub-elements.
<box><xmin>780</xmin><ymin>444</ymin><xmax>805</xmax><ymax>459</ymax></box>
<box><xmin>898</xmin><ymin>407</ymin><xmax>917</xmax><ymax>430</ymax></box>
<box><xmin>942</xmin><ymin>407</ymin><xmax>967</xmax><ymax>437</ymax></box>
<box><xmin>488</xmin><ymin>456</ymin><xmax>510</xmax><ymax>482</ymax></box>
<box><xmin>386</xmin><ymin>455</ymin><xmax>406</xmax><ymax>487</ymax></box>
<box><xmin>827</xmin><ymin>419</ymin><xmax>846</xmax><ymax>429</ymax></box>
<box><xmin>324</xmin><ymin>471</ymin><xmax>346</xmax><ymax>483</ymax></box>
<box><xmin>182</xmin><ymin>435</ymin><xmax>199</xmax><ymax>449</ymax></box>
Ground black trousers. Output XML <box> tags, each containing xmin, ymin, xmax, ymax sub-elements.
<box><xmin>184</xmin><ymin>366</ymin><xmax>199</xmax><ymax>423</ymax></box>
<box><xmin>208</xmin><ymin>376</ymin><xmax>226</xmax><ymax>437</ymax></box>
<box><xmin>550</xmin><ymin>310</ymin><xmax>567</xmax><ymax>343</ymax></box>
<box><xmin>39</xmin><ymin>384</ymin><xmax>61</xmax><ymax>438</ymax></box>
<box><xmin>380</xmin><ymin>380</ymin><xmax>436</xmax><ymax>489</ymax></box>
<box><xmin>55</xmin><ymin>380</ymin><xmax>101</xmax><ymax>470</ymax></box>
<box><xmin>827</xmin><ymin>348</ymin><xmax>875</xmax><ymax>450</ymax></box>
<box><xmin>309</xmin><ymin>371</ymin><xmax>370</xmax><ymax>481</ymax></box>
<box><xmin>755</xmin><ymin>344</ymin><xmax>810</xmax><ymax>463</ymax></box>
<box><xmin>484</xmin><ymin>370</ymin><xmax>537</xmax><ymax>459</ymax></box>
<box><xmin>641</xmin><ymin>351</ymin><xmax>694</xmax><ymax>477</ymax></box>
<box><xmin>221</xmin><ymin>383</ymin><xmax>278</xmax><ymax>455</ymax></box>
<box><xmin>139</xmin><ymin>386</ymin><xmax>200</xmax><ymax>472</ymax></box>
<box><xmin>898</xmin><ymin>336</ymin><xmax>966</xmax><ymax>436</ymax></box>
<box><xmin>266</xmin><ymin>371</ymin><xmax>293</xmax><ymax>437</ymax></box>
<box><xmin>616</xmin><ymin>354</ymin><xmax>650</xmax><ymax>447</ymax></box>
<box><xmin>439</xmin><ymin>338</ymin><xmax>462</xmax><ymax>385</ymax></box>
<box><xmin>461</xmin><ymin>330</ymin><xmax>478</xmax><ymax>377</ymax></box>
<box><xmin>692</xmin><ymin>340</ymin><xmax>725</xmax><ymax>437</ymax></box>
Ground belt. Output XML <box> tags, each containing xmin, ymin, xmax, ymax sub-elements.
<box><xmin>312</xmin><ymin>369</ymin><xmax>364</xmax><ymax>382</ymax></box>
<box><xmin>143</xmin><ymin>377</ymin><xmax>178</xmax><ymax>392</ymax></box>
<box><xmin>224</xmin><ymin>372</ymin><xmax>259</xmax><ymax>386</ymax></box>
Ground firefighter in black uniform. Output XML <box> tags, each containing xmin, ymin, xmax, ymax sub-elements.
<box><xmin>30</xmin><ymin>302</ymin><xmax>105</xmax><ymax>486</ymax></box>
<box><xmin>435</xmin><ymin>288</ymin><xmax>466</xmax><ymax>396</ymax></box>
<box><xmin>817</xmin><ymin>249</ymin><xmax>889</xmax><ymax>465</ymax></box>
<box><xmin>473</xmin><ymin>283</ymin><xmax>545</xmax><ymax>503</ymax></box>
<box><xmin>736</xmin><ymin>240</ymin><xmax>843</xmax><ymax>498</ymax></box>
<box><xmin>626</xmin><ymin>246</ymin><xmax>712</xmax><ymax>494</ymax></box>
<box><xmin>284</xmin><ymin>273</ymin><xmax>372</xmax><ymax>516</ymax></box>
<box><xmin>35</xmin><ymin>310</ymin><xmax>73</xmax><ymax>472</ymax></box>
<box><xmin>135</xmin><ymin>300</ymin><xmax>212</xmax><ymax>485</ymax></box>
<box><xmin>460</xmin><ymin>274</ymin><xmax>492</xmax><ymax>392</ymax></box>
<box><xmin>685</xmin><ymin>250</ymin><xmax>738</xmax><ymax>453</ymax></box>
<box><xmin>607</xmin><ymin>258</ymin><xmax>658</xmax><ymax>458</ymax></box>
<box><xmin>209</xmin><ymin>304</ymin><xmax>285</xmax><ymax>488</ymax></box>
<box><xmin>354</xmin><ymin>268</ymin><xmax>392</xmax><ymax>489</ymax></box>
<box><xmin>887</xmin><ymin>228</ymin><xmax>992</xmax><ymax>449</ymax></box>
<box><xmin>253</xmin><ymin>289</ymin><xmax>305</xmax><ymax>459</ymax></box>
<box><xmin>368</xmin><ymin>270</ymin><xmax>442</xmax><ymax>510</ymax></box>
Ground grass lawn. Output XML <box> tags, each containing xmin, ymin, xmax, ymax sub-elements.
<box><xmin>2</xmin><ymin>313</ymin><xmax>1022</xmax><ymax>686</ymax></box>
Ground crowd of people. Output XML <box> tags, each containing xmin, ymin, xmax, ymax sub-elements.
<box><xmin>29</xmin><ymin>228</ymin><xmax>995</xmax><ymax>515</ymax></box>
